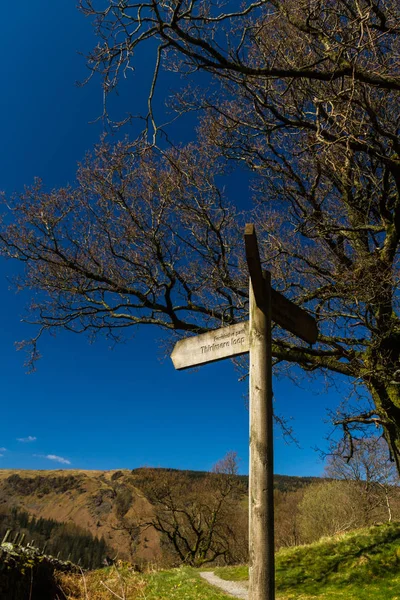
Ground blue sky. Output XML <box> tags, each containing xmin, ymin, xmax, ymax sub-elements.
<box><xmin>0</xmin><ymin>2</ymin><xmax>349</xmax><ymax>476</ymax></box>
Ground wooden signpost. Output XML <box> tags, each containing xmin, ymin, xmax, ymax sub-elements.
<box><xmin>171</xmin><ymin>224</ymin><xmax>318</xmax><ymax>600</ymax></box>
<box><xmin>171</xmin><ymin>322</ymin><xmax>249</xmax><ymax>370</ymax></box>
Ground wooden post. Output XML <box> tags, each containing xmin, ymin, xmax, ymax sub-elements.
<box><xmin>249</xmin><ymin>270</ymin><xmax>274</xmax><ymax>600</ymax></box>
<box><xmin>171</xmin><ymin>223</ymin><xmax>317</xmax><ymax>600</ymax></box>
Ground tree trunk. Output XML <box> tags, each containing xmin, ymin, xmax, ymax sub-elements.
<box><xmin>369</xmin><ymin>381</ymin><xmax>400</xmax><ymax>473</ymax></box>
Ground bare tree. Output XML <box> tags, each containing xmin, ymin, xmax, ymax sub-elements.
<box><xmin>0</xmin><ymin>142</ymin><xmax>247</xmax><ymax>367</ymax></box>
<box><xmin>299</xmin><ymin>480</ymin><xmax>362</xmax><ymax>542</ymax></box>
<box><xmin>325</xmin><ymin>436</ymin><xmax>399</xmax><ymax>523</ymax></box>
<box><xmin>78</xmin><ymin>0</ymin><xmax>400</xmax><ymax>136</ymax></box>
<box><xmin>74</xmin><ymin>0</ymin><xmax>400</xmax><ymax>469</ymax></box>
<box><xmin>274</xmin><ymin>488</ymin><xmax>304</xmax><ymax>549</ymax></box>
<box><xmin>212</xmin><ymin>450</ymin><xmax>240</xmax><ymax>476</ymax></box>
<box><xmin>132</xmin><ymin>456</ymin><xmax>247</xmax><ymax>567</ymax></box>
<box><xmin>1</xmin><ymin>1</ymin><xmax>400</xmax><ymax>471</ymax></box>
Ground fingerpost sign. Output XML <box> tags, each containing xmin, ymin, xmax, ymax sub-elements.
<box><xmin>171</xmin><ymin>224</ymin><xmax>318</xmax><ymax>600</ymax></box>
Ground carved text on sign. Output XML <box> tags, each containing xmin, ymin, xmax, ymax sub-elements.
<box><xmin>171</xmin><ymin>322</ymin><xmax>249</xmax><ymax>370</ymax></box>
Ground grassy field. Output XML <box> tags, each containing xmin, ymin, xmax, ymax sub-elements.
<box><xmin>215</xmin><ymin>521</ymin><xmax>400</xmax><ymax>599</ymax></box>
<box><xmin>58</xmin><ymin>521</ymin><xmax>400</xmax><ymax>599</ymax></box>
<box><xmin>58</xmin><ymin>565</ymin><xmax>231</xmax><ymax>599</ymax></box>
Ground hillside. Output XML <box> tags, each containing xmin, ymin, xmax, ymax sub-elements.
<box><xmin>214</xmin><ymin>520</ymin><xmax>400</xmax><ymax>599</ymax></box>
<box><xmin>0</xmin><ymin>468</ymin><xmax>320</xmax><ymax>563</ymax></box>
<box><xmin>0</xmin><ymin>469</ymin><xmax>160</xmax><ymax>563</ymax></box>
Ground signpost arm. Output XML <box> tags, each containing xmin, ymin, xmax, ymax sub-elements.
<box><xmin>246</xmin><ymin>225</ymin><xmax>275</xmax><ymax>600</ymax></box>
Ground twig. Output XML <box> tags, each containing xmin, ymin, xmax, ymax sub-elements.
<box><xmin>79</xmin><ymin>566</ymin><xmax>89</xmax><ymax>600</ymax></box>
<box><xmin>100</xmin><ymin>580</ymin><xmax>125</xmax><ymax>600</ymax></box>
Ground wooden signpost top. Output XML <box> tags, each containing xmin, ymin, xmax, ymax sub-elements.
<box><xmin>245</xmin><ymin>224</ymin><xmax>317</xmax><ymax>345</ymax></box>
<box><xmin>171</xmin><ymin>227</ymin><xmax>317</xmax><ymax>371</ymax></box>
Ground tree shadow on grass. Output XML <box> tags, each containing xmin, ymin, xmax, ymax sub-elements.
<box><xmin>276</xmin><ymin>522</ymin><xmax>400</xmax><ymax>592</ymax></box>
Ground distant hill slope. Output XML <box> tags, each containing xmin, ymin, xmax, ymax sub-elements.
<box><xmin>0</xmin><ymin>468</ymin><xmax>321</xmax><ymax>562</ymax></box>
<box><xmin>129</xmin><ymin>467</ymin><xmax>322</xmax><ymax>491</ymax></box>
<box><xmin>0</xmin><ymin>469</ymin><xmax>159</xmax><ymax>562</ymax></box>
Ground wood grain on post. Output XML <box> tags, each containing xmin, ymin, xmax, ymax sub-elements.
<box><xmin>270</xmin><ymin>289</ymin><xmax>318</xmax><ymax>345</ymax></box>
<box><xmin>245</xmin><ymin>224</ymin><xmax>275</xmax><ymax>600</ymax></box>
<box><xmin>244</xmin><ymin>224</ymin><xmax>265</xmax><ymax>308</ymax></box>
<box><xmin>249</xmin><ymin>272</ymin><xmax>275</xmax><ymax>600</ymax></box>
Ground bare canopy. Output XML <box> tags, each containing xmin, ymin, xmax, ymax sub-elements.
<box><xmin>1</xmin><ymin>0</ymin><xmax>400</xmax><ymax>469</ymax></box>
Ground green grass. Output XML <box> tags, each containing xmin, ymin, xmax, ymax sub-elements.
<box><xmin>59</xmin><ymin>565</ymin><xmax>234</xmax><ymax>599</ymax></box>
<box><xmin>214</xmin><ymin>521</ymin><xmax>400</xmax><ymax>599</ymax></box>
<box><xmin>59</xmin><ymin>522</ymin><xmax>400</xmax><ymax>599</ymax></box>
<box><xmin>213</xmin><ymin>564</ymin><xmax>249</xmax><ymax>581</ymax></box>
<box><xmin>143</xmin><ymin>567</ymin><xmax>235</xmax><ymax>599</ymax></box>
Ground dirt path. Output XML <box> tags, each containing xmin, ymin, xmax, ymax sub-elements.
<box><xmin>200</xmin><ymin>572</ymin><xmax>248</xmax><ymax>599</ymax></box>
